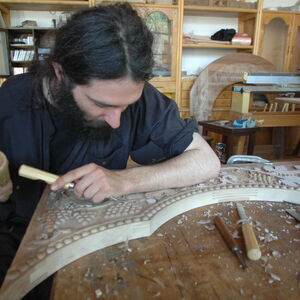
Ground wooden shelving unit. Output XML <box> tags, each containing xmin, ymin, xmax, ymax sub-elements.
<box><xmin>0</xmin><ymin>0</ymin><xmax>299</xmax><ymax>118</ymax></box>
<box><xmin>184</xmin><ymin>5</ymin><xmax>257</xmax><ymax>13</ymax></box>
<box><xmin>0</xmin><ymin>0</ymin><xmax>89</xmax><ymax>11</ymax></box>
<box><xmin>182</xmin><ymin>43</ymin><xmax>254</xmax><ymax>49</ymax></box>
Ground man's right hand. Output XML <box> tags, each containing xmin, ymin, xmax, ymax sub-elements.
<box><xmin>0</xmin><ymin>180</ymin><xmax>12</xmax><ymax>202</ymax></box>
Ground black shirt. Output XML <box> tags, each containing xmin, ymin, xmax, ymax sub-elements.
<box><xmin>0</xmin><ymin>73</ymin><xmax>198</xmax><ymax>222</ymax></box>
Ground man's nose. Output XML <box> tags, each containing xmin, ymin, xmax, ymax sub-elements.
<box><xmin>104</xmin><ymin>108</ymin><xmax>122</xmax><ymax>129</ymax></box>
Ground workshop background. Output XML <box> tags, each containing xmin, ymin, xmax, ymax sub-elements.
<box><xmin>0</xmin><ymin>0</ymin><xmax>299</xmax><ymax>161</ymax></box>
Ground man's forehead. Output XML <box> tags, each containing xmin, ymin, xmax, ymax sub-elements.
<box><xmin>76</xmin><ymin>78</ymin><xmax>144</xmax><ymax>106</ymax></box>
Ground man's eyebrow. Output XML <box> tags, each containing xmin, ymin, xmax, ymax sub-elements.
<box><xmin>86</xmin><ymin>94</ymin><xmax>117</xmax><ymax>107</ymax></box>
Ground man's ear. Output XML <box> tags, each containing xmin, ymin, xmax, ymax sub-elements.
<box><xmin>52</xmin><ymin>62</ymin><xmax>64</xmax><ymax>81</ymax></box>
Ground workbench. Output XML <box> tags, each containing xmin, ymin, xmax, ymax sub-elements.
<box><xmin>199</xmin><ymin>120</ymin><xmax>259</xmax><ymax>162</ymax></box>
<box><xmin>1</xmin><ymin>162</ymin><xmax>299</xmax><ymax>300</ymax></box>
<box><xmin>50</xmin><ymin>201</ymin><xmax>300</xmax><ymax>299</ymax></box>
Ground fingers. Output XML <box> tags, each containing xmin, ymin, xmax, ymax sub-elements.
<box><xmin>51</xmin><ymin>163</ymin><xmax>98</xmax><ymax>191</ymax></box>
<box><xmin>0</xmin><ymin>180</ymin><xmax>13</xmax><ymax>203</ymax></box>
<box><xmin>50</xmin><ymin>164</ymin><xmax>114</xmax><ymax>203</ymax></box>
<box><xmin>74</xmin><ymin>168</ymin><xmax>110</xmax><ymax>203</ymax></box>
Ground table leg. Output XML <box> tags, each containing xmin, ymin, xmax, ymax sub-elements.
<box><xmin>247</xmin><ymin>133</ymin><xmax>256</xmax><ymax>155</ymax></box>
<box><xmin>224</xmin><ymin>136</ymin><xmax>234</xmax><ymax>162</ymax></box>
<box><xmin>236</xmin><ymin>136</ymin><xmax>246</xmax><ymax>155</ymax></box>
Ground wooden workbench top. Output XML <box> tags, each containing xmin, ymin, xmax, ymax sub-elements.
<box><xmin>51</xmin><ymin>201</ymin><xmax>300</xmax><ymax>299</ymax></box>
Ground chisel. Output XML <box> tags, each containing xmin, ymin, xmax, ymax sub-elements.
<box><xmin>286</xmin><ymin>209</ymin><xmax>300</xmax><ymax>222</ymax></box>
<box><xmin>214</xmin><ymin>216</ymin><xmax>248</xmax><ymax>269</ymax></box>
<box><xmin>236</xmin><ymin>203</ymin><xmax>261</xmax><ymax>261</ymax></box>
<box><xmin>18</xmin><ymin>164</ymin><xmax>75</xmax><ymax>189</ymax></box>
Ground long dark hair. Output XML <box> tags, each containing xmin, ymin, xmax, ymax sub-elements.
<box><xmin>31</xmin><ymin>3</ymin><xmax>154</xmax><ymax>85</ymax></box>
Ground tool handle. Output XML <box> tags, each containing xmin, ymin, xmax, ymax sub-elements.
<box><xmin>214</xmin><ymin>216</ymin><xmax>239</xmax><ymax>252</ymax></box>
<box><xmin>242</xmin><ymin>223</ymin><xmax>261</xmax><ymax>261</ymax></box>
<box><xmin>19</xmin><ymin>165</ymin><xmax>58</xmax><ymax>184</ymax></box>
<box><xmin>19</xmin><ymin>165</ymin><xmax>74</xmax><ymax>189</ymax></box>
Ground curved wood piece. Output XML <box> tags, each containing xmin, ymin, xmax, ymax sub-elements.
<box><xmin>0</xmin><ymin>162</ymin><xmax>299</xmax><ymax>299</ymax></box>
<box><xmin>190</xmin><ymin>53</ymin><xmax>274</xmax><ymax>122</ymax></box>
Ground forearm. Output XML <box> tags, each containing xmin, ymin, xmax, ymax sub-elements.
<box><xmin>119</xmin><ymin>134</ymin><xmax>221</xmax><ymax>195</ymax></box>
<box><xmin>52</xmin><ymin>133</ymin><xmax>220</xmax><ymax>203</ymax></box>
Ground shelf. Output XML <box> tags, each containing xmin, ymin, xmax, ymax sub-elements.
<box><xmin>184</xmin><ymin>5</ymin><xmax>257</xmax><ymax>16</ymax></box>
<box><xmin>182</xmin><ymin>43</ymin><xmax>253</xmax><ymax>49</ymax></box>
<box><xmin>95</xmin><ymin>2</ymin><xmax>178</xmax><ymax>9</ymax></box>
<box><xmin>10</xmin><ymin>44</ymin><xmax>34</xmax><ymax>48</ymax></box>
<box><xmin>0</xmin><ymin>0</ymin><xmax>89</xmax><ymax>11</ymax></box>
<box><xmin>263</xmin><ymin>9</ymin><xmax>300</xmax><ymax>15</ymax></box>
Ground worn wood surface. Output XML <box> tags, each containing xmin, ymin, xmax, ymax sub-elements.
<box><xmin>1</xmin><ymin>162</ymin><xmax>300</xmax><ymax>299</ymax></box>
<box><xmin>51</xmin><ymin>201</ymin><xmax>300</xmax><ymax>300</ymax></box>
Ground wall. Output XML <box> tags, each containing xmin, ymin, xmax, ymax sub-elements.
<box><xmin>182</xmin><ymin>15</ymin><xmax>238</xmax><ymax>75</ymax></box>
<box><xmin>10</xmin><ymin>10</ymin><xmax>67</xmax><ymax>27</ymax></box>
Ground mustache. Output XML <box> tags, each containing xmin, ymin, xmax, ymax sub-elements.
<box><xmin>50</xmin><ymin>79</ymin><xmax>113</xmax><ymax>141</ymax></box>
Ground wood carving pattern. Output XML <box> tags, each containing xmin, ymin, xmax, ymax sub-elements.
<box><xmin>0</xmin><ymin>162</ymin><xmax>299</xmax><ymax>299</ymax></box>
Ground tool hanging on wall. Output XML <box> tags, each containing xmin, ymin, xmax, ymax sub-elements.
<box><xmin>236</xmin><ymin>203</ymin><xmax>261</xmax><ymax>261</ymax></box>
<box><xmin>214</xmin><ymin>216</ymin><xmax>248</xmax><ymax>269</ymax></box>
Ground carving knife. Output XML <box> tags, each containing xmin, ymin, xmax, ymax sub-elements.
<box><xmin>18</xmin><ymin>164</ymin><xmax>75</xmax><ymax>189</ymax></box>
<box><xmin>236</xmin><ymin>203</ymin><xmax>261</xmax><ymax>261</ymax></box>
<box><xmin>286</xmin><ymin>209</ymin><xmax>300</xmax><ymax>222</ymax></box>
<box><xmin>214</xmin><ymin>216</ymin><xmax>248</xmax><ymax>269</ymax></box>
<box><xmin>284</xmin><ymin>199</ymin><xmax>300</xmax><ymax>205</ymax></box>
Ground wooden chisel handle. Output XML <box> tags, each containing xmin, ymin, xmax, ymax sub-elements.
<box><xmin>214</xmin><ymin>216</ymin><xmax>239</xmax><ymax>252</ymax></box>
<box><xmin>241</xmin><ymin>223</ymin><xmax>261</xmax><ymax>261</ymax></box>
<box><xmin>18</xmin><ymin>165</ymin><xmax>74</xmax><ymax>189</ymax></box>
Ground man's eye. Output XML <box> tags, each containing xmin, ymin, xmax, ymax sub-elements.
<box><xmin>94</xmin><ymin>102</ymin><xmax>105</xmax><ymax>108</ymax></box>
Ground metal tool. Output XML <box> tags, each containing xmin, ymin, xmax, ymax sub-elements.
<box><xmin>18</xmin><ymin>164</ymin><xmax>75</xmax><ymax>189</ymax></box>
<box><xmin>214</xmin><ymin>216</ymin><xmax>248</xmax><ymax>269</ymax></box>
<box><xmin>227</xmin><ymin>155</ymin><xmax>273</xmax><ymax>165</ymax></box>
<box><xmin>236</xmin><ymin>203</ymin><xmax>261</xmax><ymax>261</ymax></box>
<box><xmin>284</xmin><ymin>199</ymin><xmax>300</xmax><ymax>206</ymax></box>
<box><xmin>243</xmin><ymin>72</ymin><xmax>300</xmax><ymax>85</ymax></box>
<box><xmin>286</xmin><ymin>209</ymin><xmax>300</xmax><ymax>222</ymax></box>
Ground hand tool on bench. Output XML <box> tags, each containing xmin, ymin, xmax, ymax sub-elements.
<box><xmin>18</xmin><ymin>164</ymin><xmax>75</xmax><ymax>189</ymax></box>
<box><xmin>286</xmin><ymin>209</ymin><xmax>300</xmax><ymax>222</ymax></box>
<box><xmin>214</xmin><ymin>216</ymin><xmax>248</xmax><ymax>269</ymax></box>
<box><xmin>236</xmin><ymin>203</ymin><xmax>261</xmax><ymax>261</ymax></box>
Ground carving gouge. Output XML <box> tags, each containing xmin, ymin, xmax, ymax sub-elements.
<box><xmin>18</xmin><ymin>164</ymin><xmax>75</xmax><ymax>189</ymax></box>
<box><xmin>236</xmin><ymin>203</ymin><xmax>261</xmax><ymax>261</ymax></box>
<box><xmin>286</xmin><ymin>209</ymin><xmax>300</xmax><ymax>222</ymax></box>
<box><xmin>214</xmin><ymin>216</ymin><xmax>248</xmax><ymax>269</ymax></box>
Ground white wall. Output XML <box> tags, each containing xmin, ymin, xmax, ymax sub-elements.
<box><xmin>10</xmin><ymin>10</ymin><xmax>66</xmax><ymax>28</ymax></box>
<box><xmin>263</xmin><ymin>0</ymin><xmax>297</xmax><ymax>8</ymax></box>
<box><xmin>9</xmin><ymin>0</ymin><xmax>299</xmax><ymax>75</ymax></box>
<box><xmin>182</xmin><ymin>15</ymin><xmax>238</xmax><ymax>75</ymax></box>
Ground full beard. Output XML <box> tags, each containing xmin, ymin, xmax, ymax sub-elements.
<box><xmin>49</xmin><ymin>79</ymin><xmax>113</xmax><ymax>141</ymax></box>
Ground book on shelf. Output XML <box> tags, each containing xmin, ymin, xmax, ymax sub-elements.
<box><xmin>11</xmin><ymin>34</ymin><xmax>34</xmax><ymax>46</ymax></box>
<box><xmin>11</xmin><ymin>50</ymin><xmax>35</xmax><ymax>62</ymax></box>
<box><xmin>13</xmin><ymin>67</ymin><xmax>28</xmax><ymax>75</ymax></box>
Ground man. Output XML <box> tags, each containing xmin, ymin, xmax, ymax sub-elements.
<box><xmin>0</xmin><ymin>3</ymin><xmax>220</xmax><ymax>296</ymax></box>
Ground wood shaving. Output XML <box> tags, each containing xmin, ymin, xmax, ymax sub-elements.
<box><xmin>95</xmin><ymin>289</ymin><xmax>103</xmax><ymax>298</ymax></box>
<box><xmin>204</xmin><ymin>224</ymin><xmax>216</xmax><ymax>231</ymax></box>
<box><xmin>270</xmin><ymin>273</ymin><xmax>281</xmax><ymax>281</ymax></box>
<box><xmin>197</xmin><ymin>220</ymin><xmax>211</xmax><ymax>225</ymax></box>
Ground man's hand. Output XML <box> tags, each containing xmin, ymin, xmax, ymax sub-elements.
<box><xmin>51</xmin><ymin>163</ymin><xmax>126</xmax><ymax>203</ymax></box>
<box><xmin>0</xmin><ymin>180</ymin><xmax>13</xmax><ymax>202</ymax></box>
<box><xmin>51</xmin><ymin>133</ymin><xmax>220</xmax><ymax>203</ymax></box>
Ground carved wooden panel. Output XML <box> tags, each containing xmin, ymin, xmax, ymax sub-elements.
<box><xmin>0</xmin><ymin>162</ymin><xmax>299</xmax><ymax>299</ymax></box>
<box><xmin>190</xmin><ymin>53</ymin><xmax>274</xmax><ymax>122</ymax></box>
